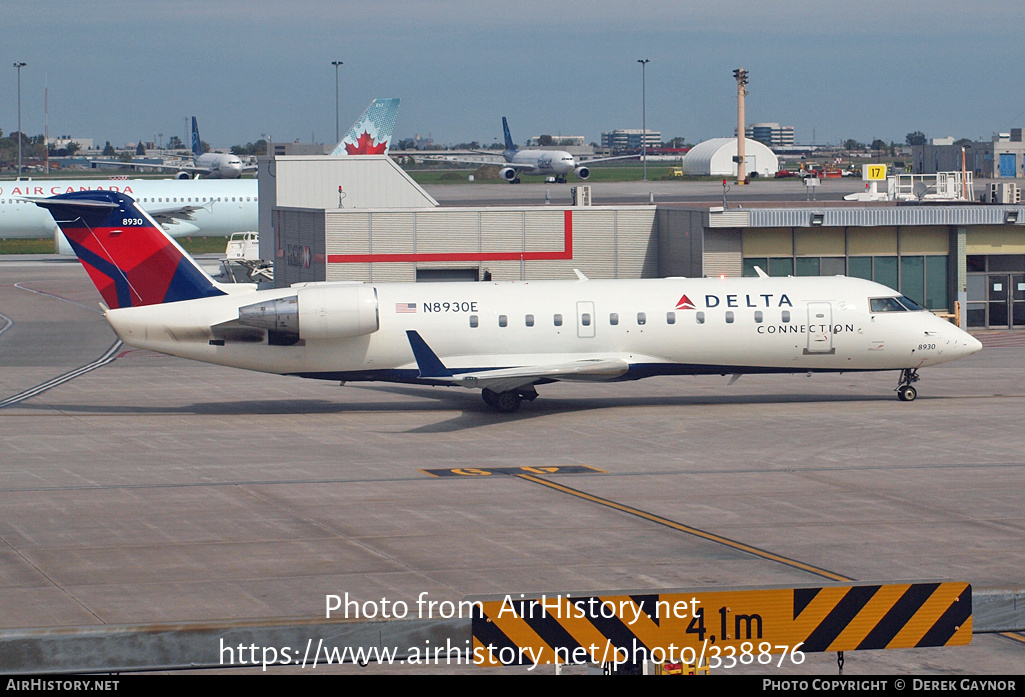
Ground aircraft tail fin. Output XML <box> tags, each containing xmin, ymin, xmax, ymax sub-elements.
<box><xmin>31</xmin><ymin>191</ymin><xmax>226</xmax><ymax>310</ymax></box>
<box><xmin>502</xmin><ymin>116</ymin><xmax>517</xmax><ymax>153</ymax></box>
<box><xmin>191</xmin><ymin>116</ymin><xmax>203</xmax><ymax>158</ymax></box>
<box><xmin>330</xmin><ymin>98</ymin><xmax>400</xmax><ymax>156</ymax></box>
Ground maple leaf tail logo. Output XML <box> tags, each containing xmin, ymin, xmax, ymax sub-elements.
<box><xmin>675</xmin><ymin>294</ymin><xmax>696</xmax><ymax>310</ymax></box>
<box><xmin>344</xmin><ymin>130</ymin><xmax>388</xmax><ymax>155</ymax></box>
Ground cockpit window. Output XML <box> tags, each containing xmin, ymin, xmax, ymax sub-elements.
<box><xmin>870</xmin><ymin>297</ymin><xmax>908</xmax><ymax>312</ymax></box>
<box><xmin>896</xmin><ymin>296</ymin><xmax>925</xmax><ymax>311</ymax></box>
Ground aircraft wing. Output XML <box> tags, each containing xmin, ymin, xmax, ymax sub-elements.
<box><xmin>445</xmin><ymin>359</ymin><xmax>630</xmax><ymax>393</ymax></box>
<box><xmin>578</xmin><ymin>154</ymin><xmax>640</xmax><ymax>165</ymax></box>
<box><xmin>90</xmin><ymin>159</ymin><xmax>210</xmax><ymax>177</ymax></box>
<box><xmin>419</xmin><ymin>155</ymin><xmax>511</xmax><ymax>167</ymax></box>
<box><xmin>144</xmin><ymin>204</ymin><xmax>203</xmax><ymax>224</ymax></box>
<box><xmin>405</xmin><ymin>330</ymin><xmax>629</xmax><ymax>392</ymax></box>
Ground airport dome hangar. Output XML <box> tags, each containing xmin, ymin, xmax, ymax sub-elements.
<box><xmin>682</xmin><ymin>137</ymin><xmax>779</xmax><ymax>178</ymax></box>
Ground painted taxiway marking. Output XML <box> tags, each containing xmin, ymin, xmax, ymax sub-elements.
<box><xmin>0</xmin><ymin>340</ymin><xmax>122</xmax><ymax>409</ymax></box>
<box><xmin>514</xmin><ymin>473</ymin><xmax>851</xmax><ymax>583</ymax></box>
<box><xmin>421</xmin><ymin>465</ymin><xmax>605</xmax><ymax>478</ymax></box>
<box><xmin>14</xmin><ymin>282</ymin><xmax>105</xmax><ymax>314</ymax></box>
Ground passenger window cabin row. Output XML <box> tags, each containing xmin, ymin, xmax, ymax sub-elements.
<box><xmin>463</xmin><ymin>296</ymin><xmax>917</xmax><ymax>329</ymax></box>
<box><xmin>467</xmin><ymin>310</ymin><xmax>796</xmax><ymax>328</ymax></box>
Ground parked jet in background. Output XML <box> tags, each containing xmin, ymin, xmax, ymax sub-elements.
<box><xmin>34</xmin><ymin>190</ymin><xmax>982</xmax><ymax>412</ymax></box>
<box><xmin>433</xmin><ymin>117</ymin><xmax>636</xmax><ymax>183</ymax></box>
<box><xmin>92</xmin><ymin>117</ymin><xmax>252</xmax><ymax>179</ymax></box>
<box><xmin>179</xmin><ymin>116</ymin><xmax>251</xmax><ymax>178</ymax></box>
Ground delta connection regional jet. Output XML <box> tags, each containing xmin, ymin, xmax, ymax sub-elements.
<box><xmin>33</xmin><ymin>190</ymin><xmax>981</xmax><ymax>413</ymax></box>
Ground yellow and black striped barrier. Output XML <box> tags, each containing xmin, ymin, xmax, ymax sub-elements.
<box><xmin>471</xmin><ymin>582</ymin><xmax>971</xmax><ymax>667</ymax></box>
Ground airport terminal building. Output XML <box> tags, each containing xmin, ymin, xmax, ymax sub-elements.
<box><xmin>263</xmin><ymin>156</ymin><xmax>1025</xmax><ymax>330</ymax></box>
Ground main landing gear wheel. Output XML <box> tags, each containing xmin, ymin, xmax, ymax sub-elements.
<box><xmin>895</xmin><ymin>368</ymin><xmax>920</xmax><ymax>402</ymax></box>
<box><xmin>494</xmin><ymin>391</ymin><xmax>521</xmax><ymax>413</ymax></box>
<box><xmin>481</xmin><ymin>386</ymin><xmax>538</xmax><ymax>413</ymax></box>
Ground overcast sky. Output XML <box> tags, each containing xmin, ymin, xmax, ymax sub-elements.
<box><xmin>2</xmin><ymin>0</ymin><xmax>1022</xmax><ymax>149</ymax></box>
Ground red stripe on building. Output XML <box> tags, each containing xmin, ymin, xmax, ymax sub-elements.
<box><xmin>325</xmin><ymin>210</ymin><xmax>573</xmax><ymax>263</ymax></box>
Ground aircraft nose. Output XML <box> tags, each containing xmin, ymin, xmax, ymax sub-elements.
<box><xmin>962</xmin><ymin>334</ymin><xmax>983</xmax><ymax>356</ymax></box>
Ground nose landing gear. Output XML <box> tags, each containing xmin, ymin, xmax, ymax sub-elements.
<box><xmin>895</xmin><ymin>368</ymin><xmax>920</xmax><ymax>401</ymax></box>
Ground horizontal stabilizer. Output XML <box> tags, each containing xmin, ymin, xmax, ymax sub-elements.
<box><xmin>31</xmin><ymin>190</ymin><xmax>225</xmax><ymax>309</ymax></box>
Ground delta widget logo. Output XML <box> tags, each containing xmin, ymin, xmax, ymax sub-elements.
<box><xmin>675</xmin><ymin>294</ymin><xmax>696</xmax><ymax>310</ymax></box>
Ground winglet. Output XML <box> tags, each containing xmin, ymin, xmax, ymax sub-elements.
<box><xmin>405</xmin><ymin>330</ymin><xmax>453</xmax><ymax>378</ymax></box>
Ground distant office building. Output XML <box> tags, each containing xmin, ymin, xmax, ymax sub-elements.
<box><xmin>526</xmin><ymin>135</ymin><xmax>586</xmax><ymax>147</ymax></box>
<box><xmin>735</xmin><ymin>123</ymin><xmax>794</xmax><ymax>148</ymax></box>
<box><xmin>601</xmin><ymin>129</ymin><xmax>661</xmax><ymax>152</ymax></box>
<box><xmin>912</xmin><ymin>129</ymin><xmax>1025</xmax><ymax>179</ymax></box>
<box><xmin>50</xmin><ymin>135</ymin><xmax>95</xmax><ymax>151</ymax></box>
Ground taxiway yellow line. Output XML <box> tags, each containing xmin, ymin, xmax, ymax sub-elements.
<box><xmin>516</xmin><ymin>473</ymin><xmax>852</xmax><ymax>583</ymax></box>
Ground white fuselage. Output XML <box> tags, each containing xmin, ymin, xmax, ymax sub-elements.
<box><xmin>0</xmin><ymin>179</ymin><xmax>257</xmax><ymax>240</ymax></box>
<box><xmin>193</xmin><ymin>152</ymin><xmax>245</xmax><ymax>178</ymax></box>
<box><xmin>507</xmin><ymin>149</ymin><xmax>576</xmax><ymax>177</ymax></box>
<box><xmin>102</xmin><ymin>276</ymin><xmax>981</xmax><ymax>387</ymax></box>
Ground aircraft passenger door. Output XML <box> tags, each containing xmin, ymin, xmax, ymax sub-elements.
<box><xmin>576</xmin><ymin>301</ymin><xmax>596</xmax><ymax>339</ymax></box>
<box><xmin>805</xmin><ymin>302</ymin><xmax>835</xmax><ymax>354</ymax></box>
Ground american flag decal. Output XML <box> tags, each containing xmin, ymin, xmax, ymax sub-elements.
<box><xmin>395</xmin><ymin>302</ymin><xmax>417</xmax><ymax>313</ymax></box>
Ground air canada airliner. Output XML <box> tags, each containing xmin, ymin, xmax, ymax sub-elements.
<box><xmin>34</xmin><ymin>191</ymin><xmax>982</xmax><ymax>412</ymax></box>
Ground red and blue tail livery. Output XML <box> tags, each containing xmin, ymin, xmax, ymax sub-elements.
<box><xmin>32</xmin><ymin>191</ymin><xmax>225</xmax><ymax>309</ymax></box>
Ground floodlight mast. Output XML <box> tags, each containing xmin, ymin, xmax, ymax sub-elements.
<box><xmin>733</xmin><ymin>68</ymin><xmax>748</xmax><ymax>184</ymax></box>
<box><xmin>14</xmin><ymin>62</ymin><xmax>27</xmax><ymax>178</ymax></box>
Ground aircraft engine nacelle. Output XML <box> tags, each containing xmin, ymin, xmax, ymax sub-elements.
<box><xmin>574</xmin><ymin>166</ymin><xmax>590</xmax><ymax>180</ymax></box>
<box><xmin>499</xmin><ymin>167</ymin><xmax>517</xmax><ymax>181</ymax></box>
<box><xmin>175</xmin><ymin>171</ymin><xmax>192</xmax><ymax>180</ymax></box>
<box><xmin>237</xmin><ymin>285</ymin><xmax>379</xmax><ymax>341</ymax></box>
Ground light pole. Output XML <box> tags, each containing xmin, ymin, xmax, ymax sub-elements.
<box><xmin>733</xmin><ymin>67</ymin><xmax>749</xmax><ymax>184</ymax></box>
<box><xmin>332</xmin><ymin>60</ymin><xmax>343</xmax><ymax>143</ymax></box>
<box><xmin>637</xmin><ymin>59</ymin><xmax>649</xmax><ymax>181</ymax></box>
<box><xmin>14</xmin><ymin>62</ymin><xmax>26</xmax><ymax>178</ymax></box>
